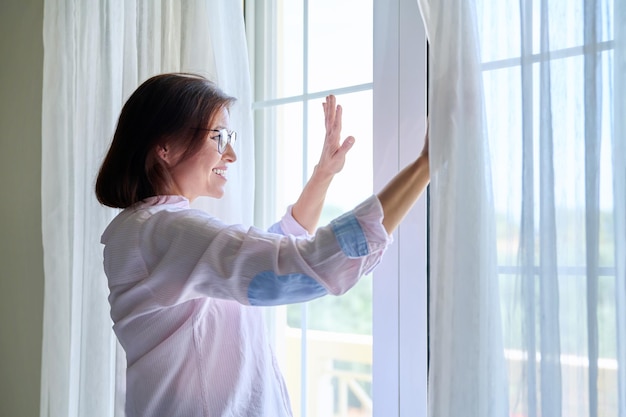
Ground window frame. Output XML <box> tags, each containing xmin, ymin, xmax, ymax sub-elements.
<box><xmin>373</xmin><ymin>0</ymin><xmax>428</xmax><ymax>415</ymax></box>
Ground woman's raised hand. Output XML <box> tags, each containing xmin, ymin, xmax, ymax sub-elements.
<box><xmin>316</xmin><ymin>95</ymin><xmax>355</xmax><ymax>176</ymax></box>
<box><xmin>290</xmin><ymin>95</ymin><xmax>355</xmax><ymax>233</ymax></box>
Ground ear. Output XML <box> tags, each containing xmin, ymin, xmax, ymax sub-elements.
<box><xmin>156</xmin><ymin>144</ymin><xmax>170</xmax><ymax>164</ymax></box>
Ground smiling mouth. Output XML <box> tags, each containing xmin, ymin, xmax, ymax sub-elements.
<box><xmin>212</xmin><ymin>168</ymin><xmax>226</xmax><ymax>178</ymax></box>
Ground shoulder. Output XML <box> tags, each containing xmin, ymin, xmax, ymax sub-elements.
<box><xmin>101</xmin><ymin>195</ymin><xmax>222</xmax><ymax>243</ymax></box>
<box><xmin>142</xmin><ymin>203</ymin><xmax>228</xmax><ymax>239</ymax></box>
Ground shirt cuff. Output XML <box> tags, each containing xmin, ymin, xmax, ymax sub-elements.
<box><xmin>277</xmin><ymin>205</ymin><xmax>314</xmax><ymax>238</ymax></box>
<box><xmin>352</xmin><ymin>195</ymin><xmax>394</xmax><ymax>252</ymax></box>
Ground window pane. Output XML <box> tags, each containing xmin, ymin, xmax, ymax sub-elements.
<box><xmin>483</xmin><ymin>65</ymin><xmax>523</xmax><ymax>266</ymax></box>
<box><xmin>273</xmin><ymin>102</ymin><xmax>305</xmax><ymax>217</ymax></box>
<box><xmin>477</xmin><ymin>0</ymin><xmax>521</xmax><ymax>62</ymax></box>
<box><xmin>276</xmin><ymin>0</ymin><xmax>304</xmax><ymax>99</ymax></box>
<box><xmin>308</xmin><ymin>0</ymin><xmax>373</xmax><ymax>92</ymax></box>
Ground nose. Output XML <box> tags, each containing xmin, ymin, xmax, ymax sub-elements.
<box><xmin>222</xmin><ymin>143</ymin><xmax>237</xmax><ymax>162</ymax></box>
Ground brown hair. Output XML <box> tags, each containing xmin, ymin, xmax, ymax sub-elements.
<box><xmin>95</xmin><ymin>73</ymin><xmax>236</xmax><ymax>208</ymax></box>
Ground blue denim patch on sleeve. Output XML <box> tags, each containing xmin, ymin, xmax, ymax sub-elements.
<box><xmin>330</xmin><ymin>213</ymin><xmax>369</xmax><ymax>257</ymax></box>
<box><xmin>267</xmin><ymin>222</ymin><xmax>284</xmax><ymax>235</ymax></box>
<box><xmin>248</xmin><ymin>271</ymin><xmax>328</xmax><ymax>306</ymax></box>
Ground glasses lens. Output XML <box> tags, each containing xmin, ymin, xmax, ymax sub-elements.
<box><xmin>213</xmin><ymin>129</ymin><xmax>236</xmax><ymax>154</ymax></box>
<box><xmin>217</xmin><ymin>129</ymin><xmax>227</xmax><ymax>154</ymax></box>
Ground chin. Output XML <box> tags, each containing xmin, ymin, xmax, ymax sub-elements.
<box><xmin>209</xmin><ymin>189</ymin><xmax>225</xmax><ymax>199</ymax></box>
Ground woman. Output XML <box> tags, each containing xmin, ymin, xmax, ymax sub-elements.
<box><xmin>96</xmin><ymin>73</ymin><xmax>429</xmax><ymax>417</ymax></box>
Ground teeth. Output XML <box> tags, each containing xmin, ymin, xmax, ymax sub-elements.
<box><xmin>213</xmin><ymin>168</ymin><xmax>226</xmax><ymax>176</ymax></box>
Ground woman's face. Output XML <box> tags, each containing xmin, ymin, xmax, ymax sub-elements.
<box><xmin>168</xmin><ymin>107</ymin><xmax>237</xmax><ymax>201</ymax></box>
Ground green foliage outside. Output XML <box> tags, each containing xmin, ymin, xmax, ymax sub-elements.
<box><xmin>287</xmin><ymin>276</ymin><xmax>373</xmax><ymax>335</ymax></box>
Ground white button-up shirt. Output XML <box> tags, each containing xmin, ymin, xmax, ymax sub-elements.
<box><xmin>101</xmin><ymin>194</ymin><xmax>391</xmax><ymax>417</ymax></box>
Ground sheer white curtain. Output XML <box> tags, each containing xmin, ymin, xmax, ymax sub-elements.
<box><xmin>417</xmin><ymin>1</ymin><xmax>509</xmax><ymax>417</ymax></box>
<box><xmin>40</xmin><ymin>2</ymin><xmax>253</xmax><ymax>417</ymax></box>
<box><xmin>420</xmin><ymin>0</ymin><xmax>624</xmax><ymax>416</ymax></box>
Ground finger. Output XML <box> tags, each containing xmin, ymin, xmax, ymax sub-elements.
<box><xmin>324</xmin><ymin>96</ymin><xmax>334</xmax><ymax>129</ymax></box>
<box><xmin>328</xmin><ymin>94</ymin><xmax>336</xmax><ymax>109</ymax></box>
<box><xmin>334</xmin><ymin>104</ymin><xmax>343</xmax><ymax>132</ymax></box>
<box><xmin>338</xmin><ymin>136</ymin><xmax>355</xmax><ymax>154</ymax></box>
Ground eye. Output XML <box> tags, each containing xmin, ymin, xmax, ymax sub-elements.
<box><xmin>208</xmin><ymin>129</ymin><xmax>227</xmax><ymax>154</ymax></box>
<box><xmin>208</xmin><ymin>129</ymin><xmax>236</xmax><ymax>154</ymax></box>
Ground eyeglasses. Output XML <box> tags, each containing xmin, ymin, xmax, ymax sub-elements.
<box><xmin>190</xmin><ymin>127</ymin><xmax>237</xmax><ymax>154</ymax></box>
<box><xmin>208</xmin><ymin>129</ymin><xmax>237</xmax><ymax>154</ymax></box>
<box><xmin>193</xmin><ymin>128</ymin><xmax>237</xmax><ymax>154</ymax></box>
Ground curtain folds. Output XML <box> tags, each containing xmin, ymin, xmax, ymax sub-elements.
<box><xmin>419</xmin><ymin>0</ymin><xmax>623</xmax><ymax>416</ymax></box>
<box><xmin>40</xmin><ymin>2</ymin><xmax>253</xmax><ymax>416</ymax></box>
<box><xmin>417</xmin><ymin>1</ymin><xmax>509</xmax><ymax>417</ymax></box>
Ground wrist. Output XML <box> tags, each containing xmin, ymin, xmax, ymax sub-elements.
<box><xmin>312</xmin><ymin>164</ymin><xmax>336</xmax><ymax>181</ymax></box>
<box><xmin>416</xmin><ymin>153</ymin><xmax>429</xmax><ymax>167</ymax></box>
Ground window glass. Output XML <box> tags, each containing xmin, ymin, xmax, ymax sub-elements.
<box><xmin>265</xmin><ymin>102</ymin><xmax>305</xmax><ymax>219</ymax></box>
<box><xmin>275</xmin><ymin>0</ymin><xmax>304</xmax><ymax>99</ymax></box>
<box><xmin>308</xmin><ymin>0</ymin><xmax>373</xmax><ymax>93</ymax></box>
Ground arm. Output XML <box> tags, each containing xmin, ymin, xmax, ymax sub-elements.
<box><xmin>377</xmin><ymin>128</ymin><xmax>430</xmax><ymax>234</ymax></box>
<box><xmin>104</xmin><ymin>200</ymin><xmax>391</xmax><ymax>310</ymax></box>
<box><xmin>291</xmin><ymin>95</ymin><xmax>355</xmax><ymax>233</ymax></box>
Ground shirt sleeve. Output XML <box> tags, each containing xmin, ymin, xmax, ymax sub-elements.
<box><xmin>105</xmin><ymin>195</ymin><xmax>392</xmax><ymax>312</ymax></box>
<box><xmin>267</xmin><ymin>205</ymin><xmax>313</xmax><ymax>238</ymax></box>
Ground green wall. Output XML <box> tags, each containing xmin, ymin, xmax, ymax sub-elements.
<box><xmin>0</xmin><ymin>0</ymin><xmax>45</xmax><ymax>416</ymax></box>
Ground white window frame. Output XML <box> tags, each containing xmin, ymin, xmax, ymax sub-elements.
<box><xmin>373</xmin><ymin>0</ymin><xmax>428</xmax><ymax>416</ymax></box>
<box><xmin>245</xmin><ymin>0</ymin><xmax>428</xmax><ymax>415</ymax></box>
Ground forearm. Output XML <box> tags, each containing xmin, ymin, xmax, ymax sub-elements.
<box><xmin>291</xmin><ymin>165</ymin><xmax>335</xmax><ymax>233</ymax></box>
<box><xmin>290</xmin><ymin>95</ymin><xmax>355</xmax><ymax>233</ymax></box>
<box><xmin>376</xmin><ymin>154</ymin><xmax>430</xmax><ymax>234</ymax></box>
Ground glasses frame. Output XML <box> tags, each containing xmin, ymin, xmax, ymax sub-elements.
<box><xmin>210</xmin><ymin>129</ymin><xmax>237</xmax><ymax>154</ymax></box>
<box><xmin>193</xmin><ymin>128</ymin><xmax>237</xmax><ymax>154</ymax></box>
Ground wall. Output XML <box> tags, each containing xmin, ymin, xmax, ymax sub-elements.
<box><xmin>0</xmin><ymin>0</ymin><xmax>45</xmax><ymax>416</ymax></box>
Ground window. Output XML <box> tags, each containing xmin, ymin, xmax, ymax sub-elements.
<box><xmin>479</xmin><ymin>1</ymin><xmax>619</xmax><ymax>413</ymax></box>
<box><xmin>246</xmin><ymin>0</ymin><xmax>428</xmax><ymax>416</ymax></box>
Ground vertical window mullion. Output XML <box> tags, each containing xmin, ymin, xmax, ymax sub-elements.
<box><xmin>372</xmin><ymin>0</ymin><xmax>401</xmax><ymax>414</ymax></box>
<box><xmin>300</xmin><ymin>2</ymin><xmax>310</xmax><ymax>416</ymax></box>
<box><xmin>373</xmin><ymin>0</ymin><xmax>428</xmax><ymax>415</ymax></box>
<box><xmin>397</xmin><ymin>0</ymin><xmax>428</xmax><ymax>414</ymax></box>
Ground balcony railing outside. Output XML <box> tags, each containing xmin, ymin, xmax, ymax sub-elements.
<box><xmin>285</xmin><ymin>327</ymin><xmax>373</xmax><ymax>417</ymax></box>
<box><xmin>284</xmin><ymin>328</ymin><xmax>619</xmax><ymax>417</ymax></box>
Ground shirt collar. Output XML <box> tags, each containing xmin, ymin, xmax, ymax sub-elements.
<box><xmin>135</xmin><ymin>195</ymin><xmax>190</xmax><ymax>209</ymax></box>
